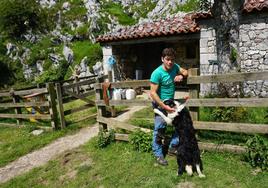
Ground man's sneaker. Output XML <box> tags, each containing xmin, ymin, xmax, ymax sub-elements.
<box><xmin>168</xmin><ymin>147</ymin><xmax>177</xmax><ymax>156</ymax></box>
<box><xmin>156</xmin><ymin>156</ymin><xmax>168</xmax><ymax>166</ymax></box>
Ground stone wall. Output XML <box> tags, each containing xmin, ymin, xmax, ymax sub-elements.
<box><xmin>239</xmin><ymin>14</ymin><xmax>268</xmax><ymax>97</ymax></box>
<box><xmin>199</xmin><ymin>27</ymin><xmax>218</xmax><ymax>96</ymax></box>
<box><xmin>199</xmin><ymin>0</ymin><xmax>268</xmax><ymax>97</ymax></box>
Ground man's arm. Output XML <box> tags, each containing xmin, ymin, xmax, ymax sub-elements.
<box><xmin>174</xmin><ymin>67</ymin><xmax>188</xmax><ymax>82</ymax></box>
<box><xmin>150</xmin><ymin>82</ymin><xmax>175</xmax><ymax>113</ymax></box>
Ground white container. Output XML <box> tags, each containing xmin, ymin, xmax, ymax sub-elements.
<box><xmin>113</xmin><ymin>89</ymin><xmax>121</xmax><ymax>100</ymax></box>
<box><xmin>126</xmin><ymin>89</ymin><xmax>136</xmax><ymax>100</ymax></box>
<box><xmin>135</xmin><ymin>69</ymin><xmax>143</xmax><ymax>80</ymax></box>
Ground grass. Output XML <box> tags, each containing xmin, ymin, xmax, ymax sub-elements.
<box><xmin>0</xmin><ymin>97</ymin><xmax>97</xmax><ymax>168</ymax></box>
<box><xmin>1</xmin><ymin>139</ymin><xmax>267</xmax><ymax>188</ymax></box>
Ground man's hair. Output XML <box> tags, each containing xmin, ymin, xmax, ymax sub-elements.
<box><xmin>162</xmin><ymin>48</ymin><xmax>176</xmax><ymax>58</ymax></box>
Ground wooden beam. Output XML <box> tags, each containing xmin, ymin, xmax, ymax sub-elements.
<box><xmin>100</xmin><ymin>34</ymin><xmax>200</xmax><ymax>46</ymax></box>
<box><xmin>97</xmin><ymin>116</ymin><xmax>151</xmax><ymax>133</ymax></box>
<box><xmin>94</xmin><ymin>80</ymin><xmax>150</xmax><ymax>90</ymax></box>
<box><xmin>187</xmin><ymin>98</ymin><xmax>268</xmax><ymax>107</ymax></box>
<box><xmin>0</xmin><ymin>113</ymin><xmax>51</xmax><ymax>120</ymax></box>
<box><xmin>64</xmin><ymin>103</ymin><xmax>95</xmax><ymax>115</ymax></box>
<box><xmin>187</xmin><ymin>71</ymin><xmax>268</xmax><ymax>84</ymax></box>
<box><xmin>198</xmin><ymin>142</ymin><xmax>246</xmax><ymax>154</ymax></box>
<box><xmin>55</xmin><ymin>83</ymin><xmax>66</xmax><ymax>129</ymax></box>
<box><xmin>64</xmin><ymin>90</ymin><xmax>95</xmax><ymax>105</ymax></box>
<box><xmin>62</xmin><ymin>79</ymin><xmax>96</xmax><ymax>90</ymax></box>
<box><xmin>0</xmin><ymin>101</ymin><xmax>50</xmax><ymax>108</ymax></box>
<box><xmin>194</xmin><ymin>121</ymin><xmax>268</xmax><ymax>134</ymax></box>
<box><xmin>95</xmin><ymin>99</ymin><xmax>151</xmax><ymax>106</ymax></box>
<box><xmin>113</xmin><ymin>133</ymin><xmax>246</xmax><ymax>153</ymax></box>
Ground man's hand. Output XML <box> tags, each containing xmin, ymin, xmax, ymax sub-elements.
<box><xmin>163</xmin><ymin>104</ymin><xmax>175</xmax><ymax>113</ymax></box>
<box><xmin>174</xmin><ymin>75</ymin><xmax>184</xmax><ymax>82</ymax></box>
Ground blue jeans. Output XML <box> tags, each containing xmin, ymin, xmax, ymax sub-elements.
<box><xmin>152</xmin><ymin>115</ymin><xmax>179</xmax><ymax>157</ymax></box>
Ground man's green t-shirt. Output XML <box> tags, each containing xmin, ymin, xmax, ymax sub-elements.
<box><xmin>150</xmin><ymin>64</ymin><xmax>180</xmax><ymax>100</ymax></box>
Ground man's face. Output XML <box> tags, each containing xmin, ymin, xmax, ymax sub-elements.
<box><xmin>162</xmin><ymin>56</ymin><xmax>175</xmax><ymax>71</ymax></box>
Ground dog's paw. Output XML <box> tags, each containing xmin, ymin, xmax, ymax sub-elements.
<box><xmin>198</xmin><ymin>173</ymin><xmax>206</xmax><ymax>178</ymax></box>
<box><xmin>185</xmin><ymin>165</ymin><xmax>193</xmax><ymax>176</ymax></box>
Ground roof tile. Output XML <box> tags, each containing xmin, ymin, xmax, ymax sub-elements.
<box><xmin>96</xmin><ymin>12</ymin><xmax>212</xmax><ymax>43</ymax></box>
<box><xmin>243</xmin><ymin>0</ymin><xmax>268</xmax><ymax>12</ymax></box>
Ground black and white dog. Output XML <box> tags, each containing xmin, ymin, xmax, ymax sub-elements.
<box><xmin>153</xmin><ymin>98</ymin><xmax>205</xmax><ymax>177</ymax></box>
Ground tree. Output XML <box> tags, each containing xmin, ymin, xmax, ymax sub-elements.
<box><xmin>0</xmin><ymin>0</ymin><xmax>51</xmax><ymax>39</ymax></box>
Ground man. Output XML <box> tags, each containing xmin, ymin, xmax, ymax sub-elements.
<box><xmin>150</xmin><ymin>48</ymin><xmax>188</xmax><ymax>166</ymax></box>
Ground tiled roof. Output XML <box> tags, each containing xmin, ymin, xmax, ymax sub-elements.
<box><xmin>243</xmin><ymin>0</ymin><xmax>268</xmax><ymax>13</ymax></box>
<box><xmin>96</xmin><ymin>12</ymin><xmax>212</xmax><ymax>43</ymax></box>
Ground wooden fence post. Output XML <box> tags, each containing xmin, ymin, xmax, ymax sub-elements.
<box><xmin>188</xmin><ymin>68</ymin><xmax>199</xmax><ymax>121</ymax></box>
<box><xmin>108</xmin><ymin>71</ymin><xmax>116</xmax><ymax>117</ymax></box>
<box><xmin>95</xmin><ymin>76</ymin><xmax>107</xmax><ymax>131</ymax></box>
<box><xmin>55</xmin><ymin>83</ymin><xmax>66</xmax><ymax>129</ymax></box>
<box><xmin>75</xmin><ymin>76</ymin><xmax>80</xmax><ymax>94</ymax></box>
<box><xmin>46</xmin><ymin>83</ymin><xmax>58</xmax><ymax>129</ymax></box>
<box><xmin>10</xmin><ymin>88</ymin><xmax>21</xmax><ymax>125</ymax></box>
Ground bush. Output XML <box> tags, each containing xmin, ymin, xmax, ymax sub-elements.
<box><xmin>245</xmin><ymin>135</ymin><xmax>268</xmax><ymax>171</ymax></box>
<box><xmin>129</xmin><ymin>130</ymin><xmax>152</xmax><ymax>152</ymax></box>
<box><xmin>0</xmin><ymin>0</ymin><xmax>51</xmax><ymax>38</ymax></box>
<box><xmin>211</xmin><ymin>107</ymin><xmax>248</xmax><ymax>122</ymax></box>
<box><xmin>97</xmin><ymin>128</ymin><xmax>115</xmax><ymax>149</ymax></box>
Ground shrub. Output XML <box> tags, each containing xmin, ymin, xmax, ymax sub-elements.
<box><xmin>245</xmin><ymin>135</ymin><xmax>268</xmax><ymax>171</ymax></box>
<box><xmin>129</xmin><ymin>130</ymin><xmax>152</xmax><ymax>152</ymax></box>
<box><xmin>0</xmin><ymin>0</ymin><xmax>51</xmax><ymax>38</ymax></box>
<box><xmin>211</xmin><ymin>107</ymin><xmax>248</xmax><ymax>122</ymax></box>
<box><xmin>97</xmin><ymin>128</ymin><xmax>115</xmax><ymax>149</ymax></box>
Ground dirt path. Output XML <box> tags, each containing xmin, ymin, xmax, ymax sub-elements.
<box><xmin>0</xmin><ymin>106</ymin><xmax>146</xmax><ymax>184</ymax></box>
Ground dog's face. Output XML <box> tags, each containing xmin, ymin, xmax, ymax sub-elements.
<box><xmin>163</xmin><ymin>99</ymin><xmax>186</xmax><ymax>116</ymax></box>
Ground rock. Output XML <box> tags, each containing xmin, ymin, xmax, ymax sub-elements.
<box><xmin>63</xmin><ymin>45</ymin><xmax>74</xmax><ymax>64</ymax></box>
<box><xmin>31</xmin><ymin>129</ymin><xmax>44</xmax><ymax>136</ymax></box>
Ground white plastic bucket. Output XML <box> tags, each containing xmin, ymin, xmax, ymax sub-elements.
<box><xmin>113</xmin><ymin>89</ymin><xmax>121</xmax><ymax>100</ymax></box>
<box><xmin>126</xmin><ymin>89</ymin><xmax>136</xmax><ymax>100</ymax></box>
<box><xmin>135</xmin><ymin>70</ymin><xmax>143</xmax><ymax>80</ymax></box>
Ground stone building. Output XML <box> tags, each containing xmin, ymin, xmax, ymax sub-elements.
<box><xmin>96</xmin><ymin>0</ymin><xmax>268</xmax><ymax>97</ymax></box>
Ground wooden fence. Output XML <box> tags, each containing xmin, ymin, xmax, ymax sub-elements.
<box><xmin>0</xmin><ymin>84</ymin><xmax>57</xmax><ymax>129</ymax></box>
<box><xmin>0</xmin><ymin>75</ymin><xmax>100</xmax><ymax>129</ymax></box>
<box><xmin>94</xmin><ymin>69</ymin><xmax>268</xmax><ymax>153</ymax></box>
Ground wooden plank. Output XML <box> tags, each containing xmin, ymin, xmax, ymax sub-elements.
<box><xmin>0</xmin><ymin>101</ymin><xmax>50</xmax><ymax>108</ymax></box>
<box><xmin>96</xmin><ymin>98</ymin><xmax>268</xmax><ymax>107</ymax></box>
<box><xmin>198</xmin><ymin>142</ymin><xmax>246</xmax><ymax>154</ymax></box>
<box><xmin>95</xmin><ymin>99</ymin><xmax>151</xmax><ymax>106</ymax></box>
<box><xmin>62</xmin><ymin>79</ymin><xmax>96</xmax><ymax>90</ymax></box>
<box><xmin>64</xmin><ymin>90</ymin><xmax>95</xmax><ymax>105</ymax></box>
<box><xmin>94</xmin><ymin>80</ymin><xmax>150</xmax><ymax>90</ymax></box>
<box><xmin>97</xmin><ymin>116</ymin><xmax>151</xmax><ymax>133</ymax></box>
<box><xmin>72</xmin><ymin>113</ymin><xmax>97</xmax><ymax>124</ymax></box>
<box><xmin>112</xmin><ymin>133</ymin><xmax>246</xmax><ymax>153</ymax></box>
<box><xmin>115</xmin><ymin>133</ymin><xmax>129</xmax><ymax>141</ymax></box>
<box><xmin>12</xmin><ymin>92</ymin><xmax>22</xmax><ymax>125</ymax></box>
<box><xmin>95</xmin><ymin>77</ymin><xmax>108</xmax><ymax>131</ymax></box>
<box><xmin>188</xmin><ymin>68</ymin><xmax>199</xmax><ymax>121</ymax></box>
<box><xmin>0</xmin><ymin>113</ymin><xmax>51</xmax><ymax>120</ymax></box>
<box><xmin>187</xmin><ymin>98</ymin><xmax>268</xmax><ymax>107</ymax></box>
<box><xmin>64</xmin><ymin>103</ymin><xmax>95</xmax><ymax>115</ymax></box>
<box><xmin>79</xmin><ymin>90</ymin><xmax>95</xmax><ymax>98</ymax></box>
<box><xmin>14</xmin><ymin>88</ymin><xmax>48</xmax><ymax>96</ymax></box>
<box><xmin>0</xmin><ymin>122</ymin><xmax>23</xmax><ymax>127</ymax></box>
<box><xmin>187</xmin><ymin>71</ymin><xmax>268</xmax><ymax>84</ymax></box>
<box><xmin>55</xmin><ymin>83</ymin><xmax>66</xmax><ymax>129</ymax></box>
<box><xmin>0</xmin><ymin>92</ymin><xmax>11</xmax><ymax>97</ymax></box>
<box><xmin>46</xmin><ymin>83</ymin><xmax>58</xmax><ymax>129</ymax></box>
<box><xmin>194</xmin><ymin>121</ymin><xmax>268</xmax><ymax>134</ymax></box>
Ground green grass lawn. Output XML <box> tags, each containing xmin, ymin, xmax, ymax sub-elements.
<box><xmin>1</xmin><ymin>139</ymin><xmax>267</xmax><ymax>188</ymax></box>
<box><xmin>0</xmin><ymin>98</ymin><xmax>97</xmax><ymax>168</ymax></box>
